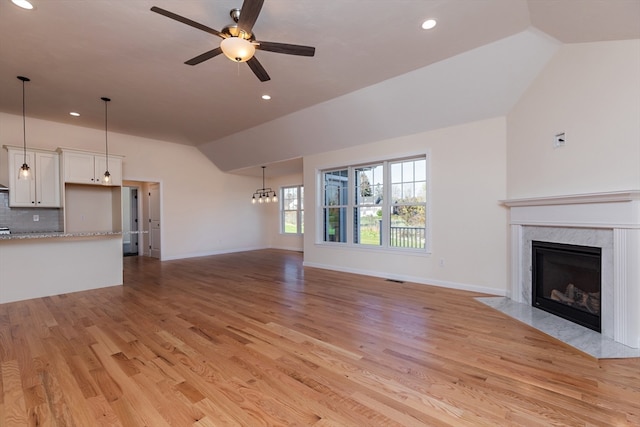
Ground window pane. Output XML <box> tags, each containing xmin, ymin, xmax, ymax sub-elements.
<box><xmin>403</xmin><ymin>182</ymin><xmax>415</xmax><ymax>199</ymax></box>
<box><xmin>353</xmin><ymin>207</ymin><xmax>382</xmax><ymax>245</ymax></box>
<box><xmin>390</xmin><ymin>204</ymin><xmax>426</xmax><ymax>249</ymax></box>
<box><xmin>283</xmin><ymin>211</ymin><xmax>298</xmax><ymax>234</ymax></box>
<box><xmin>280</xmin><ymin>184</ymin><xmax>303</xmax><ymax>235</ymax></box>
<box><xmin>391</xmin><ymin>162</ymin><xmax>402</xmax><ymax>183</ymax></box>
<box><xmin>324</xmin><ymin>170</ymin><xmax>348</xmax><ymax>206</ymax></box>
<box><xmin>391</xmin><ymin>183</ymin><xmax>402</xmax><ymax>202</ymax></box>
<box><xmin>402</xmin><ymin>161</ymin><xmax>414</xmax><ymax>182</ymax></box>
<box><xmin>415</xmin><ymin>182</ymin><xmax>427</xmax><ymax>202</ymax></box>
<box><xmin>324</xmin><ymin>207</ymin><xmax>347</xmax><ymax>242</ymax></box>
<box><xmin>283</xmin><ymin>187</ymin><xmax>298</xmax><ymax>210</ymax></box>
<box><xmin>414</xmin><ymin>159</ymin><xmax>426</xmax><ymax>181</ymax></box>
<box><xmin>355</xmin><ymin>165</ymin><xmax>383</xmax><ymax>205</ymax></box>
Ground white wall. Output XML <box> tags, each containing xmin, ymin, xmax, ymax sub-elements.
<box><xmin>266</xmin><ymin>173</ymin><xmax>304</xmax><ymax>252</ymax></box>
<box><xmin>0</xmin><ymin>113</ymin><xmax>268</xmax><ymax>260</ymax></box>
<box><xmin>507</xmin><ymin>39</ymin><xmax>640</xmax><ymax>198</ymax></box>
<box><xmin>303</xmin><ymin>117</ymin><xmax>509</xmax><ymax>295</ymax></box>
<box><xmin>199</xmin><ymin>29</ymin><xmax>558</xmax><ymax>172</ymax></box>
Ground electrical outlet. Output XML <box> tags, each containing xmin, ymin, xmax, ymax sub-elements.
<box><xmin>33</xmin><ymin>214</ymin><xmax>39</xmax><ymax>222</ymax></box>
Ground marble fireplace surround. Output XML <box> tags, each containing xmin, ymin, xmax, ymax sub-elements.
<box><xmin>504</xmin><ymin>191</ymin><xmax>640</xmax><ymax>349</ymax></box>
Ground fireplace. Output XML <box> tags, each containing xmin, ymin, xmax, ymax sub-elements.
<box><xmin>532</xmin><ymin>241</ymin><xmax>601</xmax><ymax>332</ymax></box>
<box><xmin>503</xmin><ymin>191</ymin><xmax>640</xmax><ymax>349</ymax></box>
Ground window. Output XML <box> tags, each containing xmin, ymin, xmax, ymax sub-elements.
<box><xmin>354</xmin><ymin>164</ymin><xmax>383</xmax><ymax>246</ymax></box>
<box><xmin>322</xmin><ymin>169</ymin><xmax>348</xmax><ymax>242</ymax></box>
<box><xmin>320</xmin><ymin>156</ymin><xmax>428</xmax><ymax>251</ymax></box>
<box><xmin>281</xmin><ymin>185</ymin><xmax>304</xmax><ymax>234</ymax></box>
<box><xmin>389</xmin><ymin>158</ymin><xmax>427</xmax><ymax>249</ymax></box>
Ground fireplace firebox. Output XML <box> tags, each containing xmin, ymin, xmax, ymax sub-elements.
<box><xmin>532</xmin><ymin>240</ymin><xmax>602</xmax><ymax>332</ymax></box>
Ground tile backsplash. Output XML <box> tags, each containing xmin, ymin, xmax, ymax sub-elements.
<box><xmin>0</xmin><ymin>192</ymin><xmax>63</xmax><ymax>233</ymax></box>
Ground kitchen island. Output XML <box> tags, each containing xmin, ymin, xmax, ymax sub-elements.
<box><xmin>0</xmin><ymin>232</ymin><xmax>123</xmax><ymax>304</ymax></box>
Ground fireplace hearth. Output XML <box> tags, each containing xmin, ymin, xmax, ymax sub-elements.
<box><xmin>532</xmin><ymin>241</ymin><xmax>601</xmax><ymax>332</ymax></box>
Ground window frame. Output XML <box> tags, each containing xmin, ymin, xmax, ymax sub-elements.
<box><xmin>280</xmin><ymin>184</ymin><xmax>304</xmax><ymax>235</ymax></box>
<box><xmin>318</xmin><ymin>154</ymin><xmax>431</xmax><ymax>253</ymax></box>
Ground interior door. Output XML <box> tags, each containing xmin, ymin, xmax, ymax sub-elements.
<box><xmin>149</xmin><ymin>183</ymin><xmax>161</xmax><ymax>259</ymax></box>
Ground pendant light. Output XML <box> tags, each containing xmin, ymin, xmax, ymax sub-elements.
<box><xmin>251</xmin><ymin>166</ymin><xmax>278</xmax><ymax>204</ymax></box>
<box><xmin>17</xmin><ymin>76</ymin><xmax>31</xmax><ymax>180</ymax></box>
<box><xmin>101</xmin><ymin>97</ymin><xmax>111</xmax><ymax>185</ymax></box>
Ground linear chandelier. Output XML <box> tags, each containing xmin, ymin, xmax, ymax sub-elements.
<box><xmin>251</xmin><ymin>166</ymin><xmax>277</xmax><ymax>204</ymax></box>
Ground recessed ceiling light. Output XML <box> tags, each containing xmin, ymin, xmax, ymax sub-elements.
<box><xmin>421</xmin><ymin>19</ymin><xmax>437</xmax><ymax>30</ymax></box>
<box><xmin>261</xmin><ymin>94</ymin><xmax>271</xmax><ymax>100</ymax></box>
<box><xmin>11</xmin><ymin>0</ymin><xmax>34</xmax><ymax>10</ymax></box>
<box><xmin>69</xmin><ymin>112</ymin><xmax>80</xmax><ymax>117</ymax></box>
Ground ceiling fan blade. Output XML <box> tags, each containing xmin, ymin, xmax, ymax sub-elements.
<box><xmin>247</xmin><ymin>56</ymin><xmax>270</xmax><ymax>82</ymax></box>
<box><xmin>237</xmin><ymin>0</ymin><xmax>264</xmax><ymax>34</ymax></box>
<box><xmin>185</xmin><ymin>47</ymin><xmax>223</xmax><ymax>65</ymax></box>
<box><xmin>151</xmin><ymin>6</ymin><xmax>224</xmax><ymax>38</ymax></box>
<box><xmin>256</xmin><ymin>41</ymin><xmax>315</xmax><ymax>57</ymax></box>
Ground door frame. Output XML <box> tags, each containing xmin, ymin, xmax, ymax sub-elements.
<box><xmin>122</xmin><ymin>180</ymin><xmax>161</xmax><ymax>259</ymax></box>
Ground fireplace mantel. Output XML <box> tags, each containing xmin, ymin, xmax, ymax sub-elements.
<box><xmin>503</xmin><ymin>190</ymin><xmax>640</xmax><ymax>208</ymax></box>
<box><xmin>504</xmin><ymin>190</ymin><xmax>640</xmax><ymax>349</ymax></box>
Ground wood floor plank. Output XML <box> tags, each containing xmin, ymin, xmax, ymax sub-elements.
<box><xmin>0</xmin><ymin>249</ymin><xmax>639</xmax><ymax>426</ymax></box>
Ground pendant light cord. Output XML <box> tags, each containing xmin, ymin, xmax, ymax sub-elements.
<box><xmin>102</xmin><ymin>97</ymin><xmax>110</xmax><ymax>171</ymax></box>
<box><xmin>20</xmin><ymin>77</ymin><xmax>28</xmax><ymax>164</ymax></box>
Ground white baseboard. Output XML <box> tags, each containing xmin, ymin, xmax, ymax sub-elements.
<box><xmin>302</xmin><ymin>261</ymin><xmax>507</xmax><ymax>296</ymax></box>
<box><xmin>161</xmin><ymin>246</ymin><xmax>267</xmax><ymax>261</ymax></box>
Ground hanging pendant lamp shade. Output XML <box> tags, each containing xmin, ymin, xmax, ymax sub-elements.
<box><xmin>101</xmin><ymin>97</ymin><xmax>111</xmax><ymax>185</ymax></box>
<box><xmin>17</xmin><ymin>76</ymin><xmax>31</xmax><ymax>180</ymax></box>
<box><xmin>251</xmin><ymin>166</ymin><xmax>278</xmax><ymax>205</ymax></box>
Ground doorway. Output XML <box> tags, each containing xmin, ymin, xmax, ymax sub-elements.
<box><xmin>122</xmin><ymin>180</ymin><xmax>161</xmax><ymax>259</ymax></box>
<box><xmin>122</xmin><ymin>186</ymin><xmax>139</xmax><ymax>256</ymax></box>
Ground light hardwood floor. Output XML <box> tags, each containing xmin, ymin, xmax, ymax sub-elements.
<box><xmin>1</xmin><ymin>249</ymin><xmax>639</xmax><ymax>426</ymax></box>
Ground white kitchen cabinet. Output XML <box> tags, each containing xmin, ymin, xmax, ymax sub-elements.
<box><xmin>60</xmin><ymin>149</ymin><xmax>123</xmax><ymax>186</ymax></box>
<box><xmin>5</xmin><ymin>147</ymin><xmax>61</xmax><ymax>207</ymax></box>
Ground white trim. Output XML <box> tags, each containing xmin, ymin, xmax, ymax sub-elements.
<box><xmin>510</xmin><ymin>224</ymin><xmax>523</xmax><ymax>302</ymax></box>
<box><xmin>502</xmin><ymin>190</ymin><xmax>640</xmax><ymax>207</ymax></box>
<box><xmin>161</xmin><ymin>245</ymin><xmax>266</xmax><ymax>261</ymax></box>
<box><xmin>508</xmin><ymin>198</ymin><xmax>640</xmax><ymax>230</ymax></box>
<box><xmin>269</xmin><ymin>245</ymin><xmax>303</xmax><ymax>252</ymax></box>
<box><xmin>303</xmin><ymin>261</ymin><xmax>506</xmax><ymax>296</ymax></box>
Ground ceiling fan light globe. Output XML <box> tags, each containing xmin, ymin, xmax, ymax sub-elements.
<box><xmin>220</xmin><ymin>37</ymin><xmax>255</xmax><ymax>63</ymax></box>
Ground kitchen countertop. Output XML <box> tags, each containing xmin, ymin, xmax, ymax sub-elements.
<box><xmin>0</xmin><ymin>231</ymin><xmax>146</xmax><ymax>240</ymax></box>
<box><xmin>0</xmin><ymin>231</ymin><xmax>121</xmax><ymax>240</ymax></box>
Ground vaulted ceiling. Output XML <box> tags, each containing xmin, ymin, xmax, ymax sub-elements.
<box><xmin>1</xmin><ymin>0</ymin><xmax>638</xmax><ymax>175</ymax></box>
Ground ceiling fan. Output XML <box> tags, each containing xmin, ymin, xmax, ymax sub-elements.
<box><xmin>151</xmin><ymin>0</ymin><xmax>315</xmax><ymax>82</ymax></box>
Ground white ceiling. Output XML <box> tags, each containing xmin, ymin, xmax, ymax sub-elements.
<box><xmin>1</xmin><ymin>0</ymin><xmax>638</xmax><ymax>176</ymax></box>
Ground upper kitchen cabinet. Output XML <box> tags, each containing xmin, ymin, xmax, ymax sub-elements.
<box><xmin>5</xmin><ymin>146</ymin><xmax>61</xmax><ymax>208</ymax></box>
<box><xmin>59</xmin><ymin>148</ymin><xmax>123</xmax><ymax>186</ymax></box>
